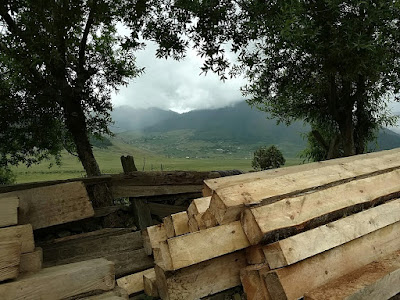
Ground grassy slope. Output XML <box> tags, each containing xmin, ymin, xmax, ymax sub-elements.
<box><xmin>11</xmin><ymin>138</ymin><xmax>303</xmax><ymax>183</ymax></box>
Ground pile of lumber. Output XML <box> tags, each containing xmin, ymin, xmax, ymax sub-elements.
<box><xmin>119</xmin><ymin>148</ymin><xmax>400</xmax><ymax>299</ymax></box>
<box><xmin>0</xmin><ymin>182</ymin><xmax>125</xmax><ymax>299</ymax></box>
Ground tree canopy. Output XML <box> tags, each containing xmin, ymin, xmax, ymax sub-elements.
<box><xmin>177</xmin><ymin>0</ymin><xmax>400</xmax><ymax>159</ymax></box>
<box><xmin>252</xmin><ymin>145</ymin><xmax>285</xmax><ymax>171</ymax></box>
<box><xmin>0</xmin><ymin>0</ymin><xmax>187</xmax><ymax>176</ymax></box>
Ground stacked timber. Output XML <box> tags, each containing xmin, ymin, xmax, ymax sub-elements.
<box><xmin>120</xmin><ymin>148</ymin><xmax>400</xmax><ymax>300</ymax></box>
<box><xmin>0</xmin><ymin>182</ymin><xmax>122</xmax><ymax>299</ymax></box>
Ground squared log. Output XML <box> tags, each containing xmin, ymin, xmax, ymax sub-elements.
<box><xmin>155</xmin><ymin>250</ymin><xmax>247</xmax><ymax>300</ymax></box>
<box><xmin>240</xmin><ymin>263</ymin><xmax>271</xmax><ymax>300</ymax></box>
<box><xmin>116</xmin><ymin>268</ymin><xmax>154</xmax><ymax>295</ymax></box>
<box><xmin>144</xmin><ymin>269</ymin><xmax>159</xmax><ymax>297</ymax></box>
<box><xmin>209</xmin><ymin>150</ymin><xmax>400</xmax><ymax>224</ymax></box>
<box><xmin>242</xmin><ymin>170</ymin><xmax>400</xmax><ymax>245</ymax></box>
<box><xmin>0</xmin><ymin>197</ymin><xmax>19</xmax><ymax>228</ymax></box>
<box><xmin>0</xmin><ymin>224</ymin><xmax>34</xmax><ymax>253</ymax></box>
<box><xmin>0</xmin><ymin>241</ymin><xmax>21</xmax><ymax>282</ymax></box>
<box><xmin>19</xmin><ymin>247</ymin><xmax>42</xmax><ymax>274</ymax></box>
<box><xmin>0</xmin><ymin>258</ymin><xmax>115</xmax><ymax>300</ymax></box>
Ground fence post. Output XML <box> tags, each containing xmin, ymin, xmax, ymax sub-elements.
<box><xmin>120</xmin><ymin>155</ymin><xmax>138</xmax><ymax>174</ymax></box>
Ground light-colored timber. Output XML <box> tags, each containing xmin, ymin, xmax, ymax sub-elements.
<box><xmin>0</xmin><ymin>258</ymin><xmax>115</xmax><ymax>300</ymax></box>
<box><xmin>240</xmin><ymin>263</ymin><xmax>271</xmax><ymax>300</ymax></box>
<box><xmin>155</xmin><ymin>250</ymin><xmax>247</xmax><ymax>300</ymax></box>
<box><xmin>163</xmin><ymin>215</ymin><xmax>175</xmax><ymax>238</ymax></box>
<box><xmin>263</xmin><ymin>198</ymin><xmax>400</xmax><ymax>268</ymax></box>
<box><xmin>0</xmin><ymin>182</ymin><xmax>94</xmax><ymax>229</ymax></box>
<box><xmin>144</xmin><ymin>269</ymin><xmax>158</xmax><ymax>297</ymax></box>
<box><xmin>202</xmin><ymin>148</ymin><xmax>399</xmax><ymax>196</ymax></box>
<box><xmin>201</xmin><ymin>209</ymin><xmax>218</xmax><ymax>228</ymax></box>
<box><xmin>210</xmin><ymin>150</ymin><xmax>400</xmax><ymax>224</ymax></box>
<box><xmin>0</xmin><ymin>242</ymin><xmax>21</xmax><ymax>282</ymax></box>
<box><xmin>0</xmin><ymin>224</ymin><xmax>34</xmax><ymax>253</ymax></box>
<box><xmin>304</xmin><ymin>250</ymin><xmax>400</xmax><ymax>300</ymax></box>
<box><xmin>0</xmin><ymin>197</ymin><xmax>19</xmax><ymax>228</ymax></box>
<box><xmin>263</xmin><ymin>221</ymin><xmax>400</xmax><ymax>300</ymax></box>
<box><xmin>19</xmin><ymin>247</ymin><xmax>42</xmax><ymax>274</ymax></box>
<box><xmin>116</xmin><ymin>268</ymin><xmax>154</xmax><ymax>295</ymax></box>
<box><xmin>187</xmin><ymin>197</ymin><xmax>211</xmax><ymax>218</ymax></box>
<box><xmin>242</xmin><ymin>169</ymin><xmax>400</xmax><ymax>245</ymax></box>
<box><xmin>147</xmin><ymin>224</ymin><xmax>167</xmax><ymax>252</ymax></box>
<box><xmin>166</xmin><ymin>221</ymin><xmax>250</xmax><ymax>270</ymax></box>
<box><xmin>171</xmin><ymin>212</ymin><xmax>190</xmax><ymax>236</ymax></box>
<box><xmin>246</xmin><ymin>245</ymin><xmax>266</xmax><ymax>265</ymax></box>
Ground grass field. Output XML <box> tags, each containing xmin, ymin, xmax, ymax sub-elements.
<box><xmin>10</xmin><ymin>139</ymin><xmax>304</xmax><ymax>183</ymax></box>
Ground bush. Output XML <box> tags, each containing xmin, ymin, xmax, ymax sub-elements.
<box><xmin>252</xmin><ymin>145</ymin><xmax>285</xmax><ymax>171</ymax></box>
<box><xmin>0</xmin><ymin>167</ymin><xmax>16</xmax><ymax>185</ymax></box>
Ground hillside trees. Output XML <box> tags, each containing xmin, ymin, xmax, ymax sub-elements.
<box><xmin>252</xmin><ymin>145</ymin><xmax>285</xmax><ymax>171</ymax></box>
<box><xmin>0</xmin><ymin>0</ymin><xmax>187</xmax><ymax>181</ymax></box>
<box><xmin>176</xmin><ymin>0</ymin><xmax>400</xmax><ymax>159</ymax></box>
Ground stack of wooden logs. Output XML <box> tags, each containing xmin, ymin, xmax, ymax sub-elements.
<box><xmin>119</xmin><ymin>148</ymin><xmax>400</xmax><ymax>299</ymax></box>
<box><xmin>0</xmin><ymin>182</ymin><xmax>126</xmax><ymax>299</ymax></box>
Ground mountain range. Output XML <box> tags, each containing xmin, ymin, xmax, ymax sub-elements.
<box><xmin>111</xmin><ymin>102</ymin><xmax>400</xmax><ymax>159</ymax></box>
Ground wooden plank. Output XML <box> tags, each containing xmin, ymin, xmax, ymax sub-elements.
<box><xmin>144</xmin><ymin>269</ymin><xmax>158</xmax><ymax>297</ymax></box>
<box><xmin>112</xmin><ymin>185</ymin><xmax>203</xmax><ymax>198</ymax></box>
<box><xmin>0</xmin><ymin>197</ymin><xmax>19</xmax><ymax>228</ymax></box>
<box><xmin>201</xmin><ymin>209</ymin><xmax>218</xmax><ymax>228</ymax></box>
<box><xmin>242</xmin><ymin>170</ymin><xmax>400</xmax><ymax>245</ymax></box>
<box><xmin>147</xmin><ymin>224</ymin><xmax>167</xmax><ymax>250</ymax></box>
<box><xmin>163</xmin><ymin>215</ymin><xmax>175</xmax><ymax>238</ymax></box>
<box><xmin>171</xmin><ymin>212</ymin><xmax>190</xmax><ymax>236</ymax></box>
<box><xmin>0</xmin><ymin>224</ymin><xmax>34</xmax><ymax>253</ymax></box>
<box><xmin>132</xmin><ymin>199</ymin><xmax>152</xmax><ymax>230</ymax></box>
<box><xmin>0</xmin><ymin>182</ymin><xmax>94</xmax><ymax>230</ymax></box>
<box><xmin>210</xmin><ymin>150</ymin><xmax>400</xmax><ymax>224</ymax></box>
<box><xmin>41</xmin><ymin>229</ymin><xmax>143</xmax><ymax>264</ymax></box>
<box><xmin>0</xmin><ymin>242</ymin><xmax>21</xmax><ymax>282</ymax></box>
<box><xmin>188</xmin><ymin>196</ymin><xmax>211</xmax><ymax>217</ymax></box>
<box><xmin>84</xmin><ymin>287</ymin><xmax>129</xmax><ymax>300</ymax></box>
<box><xmin>246</xmin><ymin>245</ymin><xmax>265</xmax><ymax>265</ymax></box>
<box><xmin>240</xmin><ymin>264</ymin><xmax>271</xmax><ymax>300</ymax></box>
<box><xmin>263</xmin><ymin>221</ymin><xmax>400</xmax><ymax>300</ymax></box>
<box><xmin>188</xmin><ymin>216</ymin><xmax>199</xmax><ymax>232</ymax></box>
<box><xmin>148</xmin><ymin>203</ymin><xmax>186</xmax><ymax>218</ymax></box>
<box><xmin>166</xmin><ymin>221</ymin><xmax>250</xmax><ymax>270</ymax></box>
<box><xmin>0</xmin><ymin>258</ymin><xmax>115</xmax><ymax>300</ymax></box>
<box><xmin>202</xmin><ymin>148</ymin><xmax>400</xmax><ymax>196</ymax></box>
<box><xmin>116</xmin><ymin>268</ymin><xmax>154</xmax><ymax>295</ymax></box>
<box><xmin>19</xmin><ymin>247</ymin><xmax>42</xmax><ymax>274</ymax></box>
<box><xmin>304</xmin><ymin>250</ymin><xmax>400</xmax><ymax>300</ymax></box>
<box><xmin>263</xmin><ymin>198</ymin><xmax>400</xmax><ymax>268</ymax></box>
<box><xmin>155</xmin><ymin>250</ymin><xmax>247</xmax><ymax>300</ymax></box>
<box><xmin>154</xmin><ymin>241</ymin><xmax>174</xmax><ymax>271</ymax></box>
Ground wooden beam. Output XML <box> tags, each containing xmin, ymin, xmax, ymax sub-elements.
<box><xmin>262</xmin><ymin>221</ymin><xmax>400</xmax><ymax>300</ymax></box>
<box><xmin>210</xmin><ymin>150</ymin><xmax>400</xmax><ymax>224</ymax></box>
<box><xmin>165</xmin><ymin>221</ymin><xmax>250</xmax><ymax>271</ymax></box>
<box><xmin>240</xmin><ymin>263</ymin><xmax>271</xmax><ymax>300</ymax></box>
<box><xmin>0</xmin><ymin>258</ymin><xmax>115</xmax><ymax>300</ymax></box>
<box><xmin>131</xmin><ymin>199</ymin><xmax>152</xmax><ymax>230</ymax></box>
<box><xmin>146</xmin><ymin>224</ymin><xmax>167</xmax><ymax>252</ymax></box>
<box><xmin>242</xmin><ymin>170</ymin><xmax>400</xmax><ymax>245</ymax></box>
<box><xmin>188</xmin><ymin>196</ymin><xmax>211</xmax><ymax>218</ymax></box>
<box><xmin>155</xmin><ymin>250</ymin><xmax>247</xmax><ymax>300</ymax></box>
<box><xmin>0</xmin><ymin>182</ymin><xmax>94</xmax><ymax>230</ymax></box>
<box><xmin>202</xmin><ymin>149</ymin><xmax>400</xmax><ymax>196</ymax></box>
<box><xmin>144</xmin><ymin>269</ymin><xmax>158</xmax><ymax>298</ymax></box>
<box><xmin>0</xmin><ymin>242</ymin><xmax>21</xmax><ymax>282</ymax></box>
<box><xmin>246</xmin><ymin>245</ymin><xmax>265</xmax><ymax>265</ymax></box>
<box><xmin>84</xmin><ymin>287</ymin><xmax>129</xmax><ymax>300</ymax></box>
<box><xmin>116</xmin><ymin>268</ymin><xmax>154</xmax><ymax>295</ymax></box>
<box><xmin>148</xmin><ymin>203</ymin><xmax>186</xmax><ymax>218</ymax></box>
<box><xmin>113</xmin><ymin>185</ymin><xmax>203</xmax><ymax>198</ymax></box>
<box><xmin>164</xmin><ymin>212</ymin><xmax>190</xmax><ymax>238</ymax></box>
<box><xmin>163</xmin><ymin>215</ymin><xmax>175</xmax><ymax>238</ymax></box>
<box><xmin>201</xmin><ymin>209</ymin><xmax>218</xmax><ymax>228</ymax></box>
<box><xmin>304</xmin><ymin>251</ymin><xmax>400</xmax><ymax>300</ymax></box>
<box><xmin>263</xmin><ymin>198</ymin><xmax>400</xmax><ymax>269</ymax></box>
<box><xmin>0</xmin><ymin>197</ymin><xmax>18</xmax><ymax>228</ymax></box>
<box><xmin>19</xmin><ymin>247</ymin><xmax>42</xmax><ymax>274</ymax></box>
<box><xmin>0</xmin><ymin>224</ymin><xmax>34</xmax><ymax>253</ymax></box>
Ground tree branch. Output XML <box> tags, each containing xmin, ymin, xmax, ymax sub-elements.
<box><xmin>78</xmin><ymin>1</ymin><xmax>96</xmax><ymax>75</ymax></box>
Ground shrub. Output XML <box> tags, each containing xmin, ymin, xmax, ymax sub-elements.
<box><xmin>252</xmin><ymin>145</ymin><xmax>285</xmax><ymax>171</ymax></box>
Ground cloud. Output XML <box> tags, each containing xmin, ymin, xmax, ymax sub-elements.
<box><xmin>111</xmin><ymin>42</ymin><xmax>246</xmax><ymax>112</ymax></box>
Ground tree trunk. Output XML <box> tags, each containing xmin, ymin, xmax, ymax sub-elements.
<box><xmin>338</xmin><ymin>112</ymin><xmax>356</xmax><ymax>157</ymax></box>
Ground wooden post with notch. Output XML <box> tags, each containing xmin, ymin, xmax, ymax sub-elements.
<box><xmin>120</xmin><ymin>155</ymin><xmax>138</xmax><ymax>174</ymax></box>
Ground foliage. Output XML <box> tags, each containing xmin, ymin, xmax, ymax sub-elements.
<box><xmin>0</xmin><ymin>167</ymin><xmax>15</xmax><ymax>185</ymax></box>
<box><xmin>176</xmin><ymin>0</ymin><xmax>400</xmax><ymax>158</ymax></box>
<box><xmin>0</xmin><ymin>0</ymin><xmax>187</xmax><ymax>176</ymax></box>
<box><xmin>252</xmin><ymin>145</ymin><xmax>285</xmax><ymax>171</ymax></box>
<box><xmin>90</xmin><ymin>135</ymin><xmax>113</xmax><ymax>149</ymax></box>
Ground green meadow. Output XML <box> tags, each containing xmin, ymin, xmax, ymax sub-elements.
<box><xmin>10</xmin><ymin>139</ymin><xmax>303</xmax><ymax>183</ymax></box>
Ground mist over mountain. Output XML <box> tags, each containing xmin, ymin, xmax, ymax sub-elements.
<box><xmin>112</xmin><ymin>101</ymin><xmax>400</xmax><ymax>158</ymax></box>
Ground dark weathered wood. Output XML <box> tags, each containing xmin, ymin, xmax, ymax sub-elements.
<box><xmin>121</xmin><ymin>155</ymin><xmax>138</xmax><ymax>173</ymax></box>
<box><xmin>132</xmin><ymin>199</ymin><xmax>153</xmax><ymax>230</ymax></box>
<box><xmin>41</xmin><ymin>229</ymin><xmax>143</xmax><ymax>265</ymax></box>
<box><xmin>148</xmin><ymin>203</ymin><xmax>187</xmax><ymax>218</ymax></box>
<box><xmin>112</xmin><ymin>185</ymin><xmax>203</xmax><ymax>198</ymax></box>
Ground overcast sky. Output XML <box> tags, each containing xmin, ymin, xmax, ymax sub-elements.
<box><xmin>111</xmin><ymin>41</ymin><xmax>246</xmax><ymax>113</ymax></box>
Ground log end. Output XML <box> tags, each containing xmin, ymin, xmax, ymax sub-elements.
<box><xmin>241</xmin><ymin>208</ymin><xmax>264</xmax><ymax>245</ymax></box>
